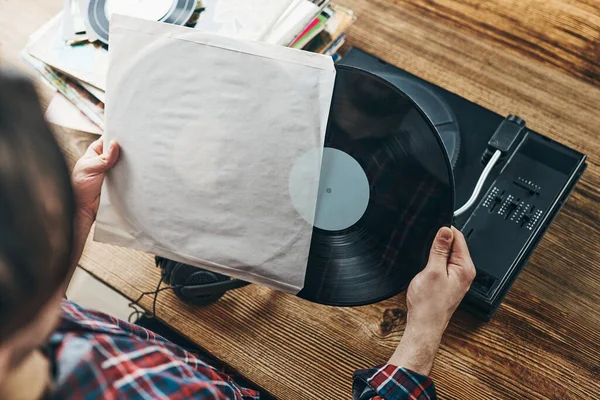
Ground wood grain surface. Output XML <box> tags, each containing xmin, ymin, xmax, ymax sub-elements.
<box><xmin>1</xmin><ymin>1</ymin><xmax>599</xmax><ymax>399</ymax></box>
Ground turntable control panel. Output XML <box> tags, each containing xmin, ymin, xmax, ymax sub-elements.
<box><xmin>461</xmin><ymin>133</ymin><xmax>586</xmax><ymax>314</ymax></box>
<box><xmin>481</xmin><ymin>185</ymin><xmax>544</xmax><ymax>231</ymax></box>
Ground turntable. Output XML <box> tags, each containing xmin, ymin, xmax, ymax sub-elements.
<box><xmin>339</xmin><ymin>48</ymin><xmax>587</xmax><ymax>319</ymax></box>
<box><xmin>154</xmin><ymin>47</ymin><xmax>586</xmax><ymax>321</ymax></box>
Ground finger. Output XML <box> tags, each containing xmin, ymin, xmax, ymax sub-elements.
<box><xmin>450</xmin><ymin>227</ymin><xmax>471</xmax><ymax>259</ymax></box>
<box><xmin>425</xmin><ymin>226</ymin><xmax>454</xmax><ymax>273</ymax></box>
<box><xmin>102</xmin><ymin>140</ymin><xmax>120</xmax><ymax>168</ymax></box>
<box><xmin>78</xmin><ymin>141</ymin><xmax>120</xmax><ymax>175</ymax></box>
<box><xmin>449</xmin><ymin>227</ymin><xmax>476</xmax><ymax>282</ymax></box>
<box><xmin>87</xmin><ymin>137</ymin><xmax>104</xmax><ymax>156</ymax></box>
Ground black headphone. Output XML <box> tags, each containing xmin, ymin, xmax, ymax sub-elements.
<box><xmin>156</xmin><ymin>256</ymin><xmax>250</xmax><ymax>305</ymax></box>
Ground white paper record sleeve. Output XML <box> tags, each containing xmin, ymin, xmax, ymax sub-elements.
<box><xmin>95</xmin><ymin>15</ymin><xmax>336</xmax><ymax>294</ymax></box>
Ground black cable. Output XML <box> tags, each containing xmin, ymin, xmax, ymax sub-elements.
<box><xmin>151</xmin><ymin>276</ymin><xmax>165</xmax><ymax>318</ymax></box>
<box><xmin>127</xmin><ymin>276</ymin><xmax>180</xmax><ymax>323</ymax></box>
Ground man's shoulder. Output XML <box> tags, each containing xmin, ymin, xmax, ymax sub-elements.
<box><xmin>58</xmin><ymin>300</ymin><xmax>159</xmax><ymax>340</ymax></box>
<box><xmin>55</xmin><ymin>300</ymin><xmax>202</xmax><ymax>371</ymax></box>
<box><xmin>50</xmin><ymin>300</ymin><xmax>260</xmax><ymax>399</ymax></box>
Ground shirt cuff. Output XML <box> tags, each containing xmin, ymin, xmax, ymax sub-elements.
<box><xmin>353</xmin><ymin>364</ymin><xmax>437</xmax><ymax>400</ymax></box>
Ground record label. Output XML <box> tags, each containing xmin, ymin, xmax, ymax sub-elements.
<box><xmin>289</xmin><ymin>147</ymin><xmax>370</xmax><ymax>231</ymax></box>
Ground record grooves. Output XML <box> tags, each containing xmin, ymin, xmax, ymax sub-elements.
<box><xmin>298</xmin><ymin>66</ymin><xmax>454</xmax><ymax>306</ymax></box>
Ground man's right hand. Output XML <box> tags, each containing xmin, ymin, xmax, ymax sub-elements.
<box><xmin>388</xmin><ymin>226</ymin><xmax>476</xmax><ymax>376</ymax></box>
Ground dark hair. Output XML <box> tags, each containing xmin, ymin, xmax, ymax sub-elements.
<box><xmin>0</xmin><ymin>71</ymin><xmax>75</xmax><ymax>340</ymax></box>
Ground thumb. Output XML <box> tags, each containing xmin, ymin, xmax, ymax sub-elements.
<box><xmin>426</xmin><ymin>227</ymin><xmax>454</xmax><ymax>272</ymax></box>
<box><xmin>81</xmin><ymin>140</ymin><xmax>119</xmax><ymax>175</ymax></box>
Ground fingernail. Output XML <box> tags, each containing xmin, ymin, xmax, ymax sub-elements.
<box><xmin>437</xmin><ymin>227</ymin><xmax>453</xmax><ymax>243</ymax></box>
<box><xmin>110</xmin><ymin>140</ymin><xmax>117</xmax><ymax>148</ymax></box>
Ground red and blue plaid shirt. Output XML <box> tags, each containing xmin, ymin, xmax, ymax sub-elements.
<box><xmin>47</xmin><ymin>301</ymin><xmax>436</xmax><ymax>399</ymax></box>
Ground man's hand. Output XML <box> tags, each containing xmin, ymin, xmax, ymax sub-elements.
<box><xmin>388</xmin><ymin>226</ymin><xmax>476</xmax><ymax>376</ymax></box>
<box><xmin>406</xmin><ymin>226</ymin><xmax>476</xmax><ymax>335</ymax></box>
<box><xmin>72</xmin><ymin>137</ymin><xmax>119</xmax><ymax>222</ymax></box>
<box><xmin>64</xmin><ymin>137</ymin><xmax>119</xmax><ymax>291</ymax></box>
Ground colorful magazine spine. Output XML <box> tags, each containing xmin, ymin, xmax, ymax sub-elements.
<box><xmin>22</xmin><ymin>51</ymin><xmax>105</xmax><ymax>130</ymax></box>
<box><xmin>290</xmin><ymin>13</ymin><xmax>328</xmax><ymax>49</ymax></box>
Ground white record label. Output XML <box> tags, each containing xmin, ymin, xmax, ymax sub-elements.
<box><xmin>290</xmin><ymin>147</ymin><xmax>370</xmax><ymax>231</ymax></box>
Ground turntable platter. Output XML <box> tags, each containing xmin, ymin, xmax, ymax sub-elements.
<box><xmin>380</xmin><ymin>73</ymin><xmax>461</xmax><ymax>168</ymax></box>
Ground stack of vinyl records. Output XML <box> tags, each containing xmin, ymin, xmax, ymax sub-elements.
<box><xmin>22</xmin><ymin>0</ymin><xmax>355</xmax><ymax>135</ymax></box>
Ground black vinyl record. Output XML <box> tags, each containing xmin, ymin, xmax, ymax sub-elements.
<box><xmin>297</xmin><ymin>65</ymin><xmax>455</xmax><ymax>306</ymax></box>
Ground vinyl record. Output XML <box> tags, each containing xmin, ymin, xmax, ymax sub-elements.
<box><xmin>161</xmin><ymin>0</ymin><xmax>198</xmax><ymax>25</ymax></box>
<box><xmin>297</xmin><ymin>65</ymin><xmax>455</xmax><ymax>306</ymax></box>
<box><xmin>86</xmin><ymin>0</ymin><xmax>197</xmax><ymax>45</ymax></box>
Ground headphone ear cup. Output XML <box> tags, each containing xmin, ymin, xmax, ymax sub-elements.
<box><xmin>170</xmin><ymin>263</ymin><xmax>230</xmax><ymax>306</ymax></box>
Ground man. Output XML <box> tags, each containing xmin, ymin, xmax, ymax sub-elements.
<box><xmin>0</xmin><ymin>71</ymin><xmax>475</xmax><ymax>400</ymax></box>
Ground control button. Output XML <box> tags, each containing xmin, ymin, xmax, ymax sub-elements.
<box><xmin>490</xmin><ymin>191</ymin><xmax>505</xmax><ymax>213</ymax></box>
<box><xmin>484</xmin><ymin>187</ymin><xmax>504</xmax><ymax>213</ymax></box>
<box><xmin>517</xmin><ymin>205</ymin><xmax>535</xmax><ymax>226</ymax></box>
<box><xmin>504</xmin><ymin>197</ymin><xmax>521</xmax><ymax>220</ymax></box>
<box><xmin>514</xmin><ymin>177</ymin><xmax>541</xmax><ymax>195</ymax></box>
<box><xmin>511</xmin><ymin>201</ymin><xmax>527</xmax><ymax>222</ymax></box>
<box><xmin>498</xmin><ymin>194</ymin><xmax>515</xmax><ymax>216</ymax></box>
<box><xmin>525</xmin><ymin>208</ymin><xmax>543</xmax><ymax>230</ymax></box>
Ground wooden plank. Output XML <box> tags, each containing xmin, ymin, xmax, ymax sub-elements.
<box><xmin>2</xmin><ymin>0</ymin><xmax>599</xmax><ymax>399</ymax></box>
<box><xmin>385</xmin><ymin>0</ymin><xmax>600</xmax><ymax>86</ymax></box>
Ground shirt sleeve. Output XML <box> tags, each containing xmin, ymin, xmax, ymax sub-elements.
<box><xmin>353</xmin><ymin>364</ymin><xmax>437</xmax><ymax>400</ymax></box>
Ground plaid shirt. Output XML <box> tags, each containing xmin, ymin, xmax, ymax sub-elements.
<box><xmin>47</xmin><ymin>301</ymin><xmax>436</xmax><ymax>399</ymax></box>
<box><xmin>354</xmin><ymin>365</ymin><xmax>437</xmax><ymax>400</ymax></box>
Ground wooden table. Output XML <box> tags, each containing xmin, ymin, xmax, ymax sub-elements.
<box><xmin>2</xmin><ymin>1</ymin><xmax>599</xmax><ymax>399</ymax></box>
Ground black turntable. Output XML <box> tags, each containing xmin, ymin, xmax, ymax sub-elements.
<box><xmin>339</xmin><ymin>48</ymin><xmax>587</xmax><ymax>319</ymax></box>
<box><xmin>156</xmin><ymin>47</ymin><xmax>586</xmax><ymax>321</ymax></box>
